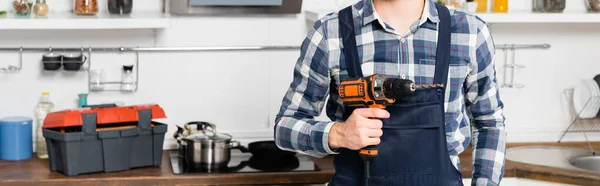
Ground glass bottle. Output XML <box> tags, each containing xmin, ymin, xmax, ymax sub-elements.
<box><xmin>33</xmin><ymin>0</ymin><xmax>49</xmax><ymax>16</ymax></box>
<box><xmin>120</xmin><ymin>65</ymin><xmax>136</xmax><ymax>92</ymax></box>
<box><xmin>13</xmin><ymin>0</ymin><xmax>33</xmax><ymax>16</ymax></box>
<box><xmin>476</xmin><ymin>0</ymin><xmax>488</xmax><ymax>12</ymax></box>
<box><xmin>493</xmin><ymin>0</ymin><xmax>509</xmax><ymax>13</ymax></box>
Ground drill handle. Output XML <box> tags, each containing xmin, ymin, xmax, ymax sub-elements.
<box><xmin>359</xmin><ymin>145</ymin><xmax>378</xmax><ymax>160</ymax></box>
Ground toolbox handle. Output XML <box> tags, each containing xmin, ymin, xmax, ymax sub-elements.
<box><xmin>137</xmin><ymin>109</ymin><xmax>152</xmax><ymax>131</ymax></box>
<box><xmin>83</xmin><ymin>104</ymin><xmax>118</xmax><ymax>109</ymax></box>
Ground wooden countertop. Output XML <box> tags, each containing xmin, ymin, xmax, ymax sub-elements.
<box><xmin>0</xmin><ymin>142</ymin><xmax>599</xmax><ymax>186</ymax></box>
<box><xmin>0</xmin><ymin>150</ymin><xmax>334</xmax><ymax>186</ymax></box>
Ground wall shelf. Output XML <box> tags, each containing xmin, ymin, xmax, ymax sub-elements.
<box><xmin>477</xmin><ymin>11</ymin><xmax>600</xmax><ymax>23</ymax></box>
<box><xmin>0</xmin><ymin>12</ymin><xmax>170</xmax><ymax>30</ymax></box>
<box><xmin>305</xmin><ymin>10</ymin><xmax>600</xmax><ymax>24</ymax></box>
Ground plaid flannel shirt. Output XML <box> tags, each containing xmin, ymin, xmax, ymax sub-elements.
<box><xmin>274</xmin><ymin>0</ymin><xmax>506</xmax><ymax>185</ymax></box>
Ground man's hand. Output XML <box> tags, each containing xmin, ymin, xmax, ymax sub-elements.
<box><xmin>328</xmin><ymin>108</ymin><xmax>390</xmax><ymax>150</ymax></box>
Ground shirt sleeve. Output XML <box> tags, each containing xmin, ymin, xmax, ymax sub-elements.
<box><xmin>273</xmin><ymin>19</ymin><xmax>338</xmax><ymax>158</ymax></box>
<box><xmin>465</xmin><ymin>20</ymin><xmax>507</xmax><ymax>186</ymax></box>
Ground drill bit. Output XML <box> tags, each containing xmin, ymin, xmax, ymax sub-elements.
<box><xmin>414</xmin><ymin>84</ymin><xmax>445</xmax><ymax>89</ymax></box>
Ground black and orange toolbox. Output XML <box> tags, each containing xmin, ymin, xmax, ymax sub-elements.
<box><xmin>42</xmin><ymin>104</ymin><xmax>168</xmax><ymax>176</ymax></box>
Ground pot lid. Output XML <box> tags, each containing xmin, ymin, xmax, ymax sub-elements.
<box><xmin>184</xmin><ymin>131</ymin><xmax>232</xmax><ymax>141</ymax></box>
<box><xmin>182</xmin><ymin>122</ymin><xmax>232</xmax><ymax>141</ymax></box>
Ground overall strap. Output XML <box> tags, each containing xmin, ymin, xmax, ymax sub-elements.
<box><xmin>433</xmin><ymin>3</ymin><xmax>452</xmax><ymax>85</ymax></box>
<box><xmin>339</xmin><ymin>6</ymin><xmax>363</xmax><ymax>78</ymax></box>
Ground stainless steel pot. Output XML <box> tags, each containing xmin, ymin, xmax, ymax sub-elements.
<box><xmin>175</xmin><ymin>121</ymin><xmax>247</xmax><ymax>170</ymax></box>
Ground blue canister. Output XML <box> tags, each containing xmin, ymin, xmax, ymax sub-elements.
<box><xmin>0</xmin><ymin>116</ymin><xmax>33</xmax><ymax>161</ymax></box>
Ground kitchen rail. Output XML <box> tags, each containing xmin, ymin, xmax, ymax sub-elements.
<box><xmin>0</xmin><ymin>44</ymin><xmax>550</xmax><ymax>72</ymax></box>
<box><xmin>0</xmin><ymin>44</ymin><xmax>549</xmax><ymax>52</ymax></box>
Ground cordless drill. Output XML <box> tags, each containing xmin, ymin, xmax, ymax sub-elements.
<box><xmin>338</xmin><ymin>74</ymin><xmax>443</xmax><ymax>186</ymax></box>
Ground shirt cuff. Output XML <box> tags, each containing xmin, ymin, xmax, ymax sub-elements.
<box><xmin>322</xmin><ymin>121</ymin><xmax>340</xmax><ymax>155</ymax></box>
<box><xmin>472</xmin><ymin>178</ymin><xmax>499</xmax><ymax>186</ymax></box>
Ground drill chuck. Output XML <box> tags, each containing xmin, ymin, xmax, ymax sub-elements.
<box><xmin>382</xmin><ymin>78</ymin><xmax>416</xmax><ymax>100</ymax></box>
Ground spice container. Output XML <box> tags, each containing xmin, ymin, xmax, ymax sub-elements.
<box><xmin>108</xmin><ymin>0</ymin><xmax>133</xmax><ymax>14</ymax></box>
<box><xmin>74</xmin><ymin>0</ymin><xmax>98</xmax><ymax>15</ymax></box>
<box><xmin>533</xmin><ymin>0</ymin><xmax>566</xmax><ymax>12</ymax></box>
<box><xmin>475</xmin><ymin>0</ymin><xmax>488</xmax><ymax>12</ymax></box>
<box><xmin>493</xmin><ymin>0</ymin><xmax>508</xmax><ymax>13</ymax></box>
<box><xmin>121</xmin><ymin>65</ymin><xmax>136</xmax><ymax>92</ymax></box>
<box><xmin>13</xmin><ymin>0</ymin><xmax>33</xmax><ymax>16</ymax></box>
<box><xmin>33</xmin><ymin>0</ymin><xmax>49</xmax><ymax>16</ymax></box>
<box><xmin>587</xmin><ymin>0</ymin><xmax>600</xmax><ymax>12</ymax></box>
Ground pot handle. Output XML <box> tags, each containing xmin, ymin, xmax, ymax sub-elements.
<box><xmin>173</xmin><ymin>125</ymin><xmax>185</xmax><ymax>144</ymax></box>
<box><xmin>201</xmin><ymin>122</ymin><xmax>217</xmax><ymax>137</ymax></box>
<box><xmin>184</xmin><ymin>121</ymin><xmax>214</xmax><ymax>135</ymax></box>
<box><xmin>227</xmin><ymin>161</ymin><xmax>249</xmax><ymax>172</ymax></box>
<box><xmin>229</xmin><ymin>141</ymin><xmax>250</xmax><ymax>153</ymax></box>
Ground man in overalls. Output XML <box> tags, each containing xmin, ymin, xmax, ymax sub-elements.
<box><xmin>275</xmin><ymin>0</ymin><xmax>506</xmax><ymax>185</ymax></box>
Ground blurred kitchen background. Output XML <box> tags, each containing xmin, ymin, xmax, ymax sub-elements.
<box><xmin>0</xmin><ymin>0</ymin><xmax>599</xmax><ymax>185</ymax></box>
<box><xmin>0</xmin><ymin>0</ymin><xmax>596</xmax><ymax>150</ymax></box>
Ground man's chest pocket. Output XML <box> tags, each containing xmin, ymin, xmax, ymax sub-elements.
<box><xmin>413</xmin><ymin>59</ymin><xmax>437</xmax><ymax>84</ymax></box>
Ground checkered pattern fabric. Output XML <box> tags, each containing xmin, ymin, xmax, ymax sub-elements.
<box><xmin>274</xmin><ymin>0</ymin><xmax>506</xmax><ymax>185</ymax></box>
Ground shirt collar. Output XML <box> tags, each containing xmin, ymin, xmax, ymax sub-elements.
<box><xmin>361</xmin><ymin>0</ymin><xmax>440</xmax><ymax>27</ymax></box>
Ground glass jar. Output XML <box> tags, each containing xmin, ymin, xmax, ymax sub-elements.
<box><xmin>476</xmin><ymin>0</ymin><xmax>488</xmax><ymax>12</ymax></box>
<box><xmin>587</xmin><ymin>0</ymin><xmax>600</xmax><ymax>12</ymax></box>
<box><xmin>493</xmin><ymin>0</ymin><xmax>508</xmax><ymax>13</ymax></box>
<box><xmin>13</xmin><ymin>0</ymin><xmax>33</xmax><ymax>16</ymax></box>
<box><xmin>33</xmin><ymin>0</ymin><xmax>49</xmax><ymax>16</ymax></box>
<box><xmin>533</xmin><ymin>0</ymin><xmax>566</xmax><ymax>13</ymax></box>
<box><xmin>120</xmin><ymin>65</ymin><xmax>136</xmax><ymax>92</ymax></box>
<box><xmin>108</xmin><ymin>0</ymin><xmax>133</xmax><ymax>14</ymax></box>
<box><xmin>74</xmin><ymin>0</ymin><xmax>98</xmax><ymax>15</ymax></box>
<box><xmin>89</xmin><ymin>69</ymin><xmax>106</xmax><ymax>91</ymax></box>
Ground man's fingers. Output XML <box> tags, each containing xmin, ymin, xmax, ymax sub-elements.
<box><xmin>365</xmin><ymin>120</ymin><xmax>383</xmax><ymax>129</ymax></box>
<box><xmin>366</xmin><ymin>137</ymin><xmax>381</xmax><ymax>146</ymax></box>
<box><xmin>366</xmin><ymin>129</ymin><xmax>383</xmax><ymax>138</ymax></box>
<box><xmin>355</xmin><ymin>108</ymin><xmax>390</xmax><ymax>119</ymax></box>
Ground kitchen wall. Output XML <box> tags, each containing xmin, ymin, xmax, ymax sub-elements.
<box><xmin>0</xmin><ymin>0</ymin><xmax>599</xmax><ymax>151</ymax></box>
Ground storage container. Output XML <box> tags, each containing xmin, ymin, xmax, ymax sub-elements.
<box><xmin>533</xmin><ymin>0</ymin><xmax>566</xmax><ymax>12</ymax></box>
<box><xmin>493</xmin><ymin>0</ymin><xmax>508</xmax><ymax>13</ymax></box>
<box><xmin>74</xmin><ymin>0</ymin><xmax>98</xmax><ymax>15</ymax></box>
<box><xmin>42</xmin><ymin>104</ymin><xmax>167</xmax><ymax>176</ymax></box>
<box><xmin>588</xmin><ymin>0</ymin><xmax>600</xmax><ymax>12</ymax></box>
<box><xmin>476</xmin><ymin>0</ymin><xmax>488</xmax><ymax>12</ymax></box>
<box><xmin>0</xmin><ymin>117</ymin><xmax>33</xmax><ymax>161</ymax></box>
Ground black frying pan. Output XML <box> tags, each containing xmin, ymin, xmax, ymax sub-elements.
<box><xmin>240</xmin><ymin>141</ymin><xmax>296</xmax><ymax>158</ymax></box>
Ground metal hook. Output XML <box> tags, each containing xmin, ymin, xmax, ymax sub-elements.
<box><xmin>10</xmin><ymin>47</ymin><xmax>24</xmax><ymax>72</ymax></box>
<box><xmin>134</xmin><ymin>46</ymin><xmax>140</xmax><ymax>92</ymax></box>
<box><xmin>87</xmin><ymin>47</ymin><xmax>92</xmax><ymax>71</ymax></box>
<box><xmin>501</xmin><ymin>47</ymin><xmax>509</xmax><ymax>88</ymax></box>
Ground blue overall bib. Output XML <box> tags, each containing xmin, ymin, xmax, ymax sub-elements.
<box><xmin>328</xmin><ymin>3</ymin><xmax>463</xmax><ymax>186</ymax></box>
